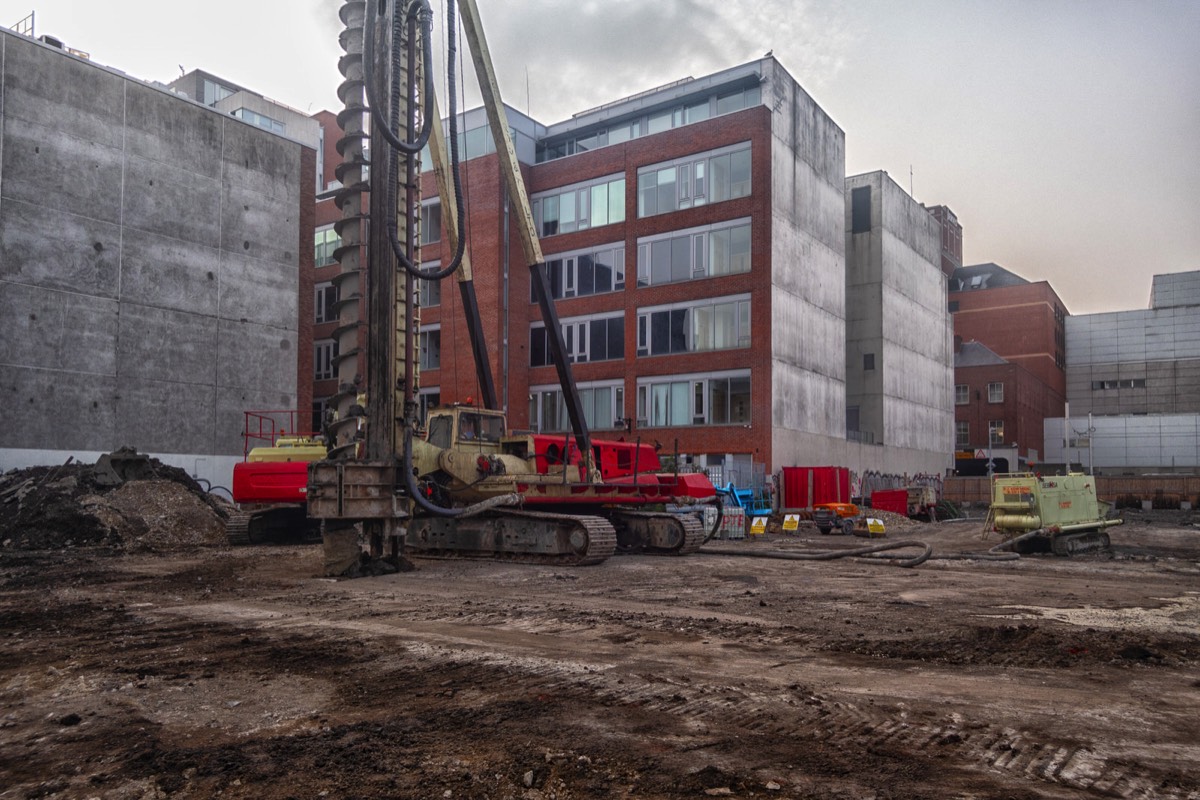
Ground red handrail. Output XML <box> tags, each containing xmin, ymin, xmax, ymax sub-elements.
<box><xmin>241</xmin><ymin>410</ymin><xmax>318</xmax><ymax>458</ymax></box>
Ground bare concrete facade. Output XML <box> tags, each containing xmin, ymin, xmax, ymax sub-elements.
<box><xmin>764</xmin><ymin>60</ymin><xmax>854</xmax><ymax>471</ymax></box>
<box><xmin>1046</xmin><ymin>270</ymin><xmax>1200</xmax><ymax>473</ymax></box>
<box><xmin>843</xmin><ymin>171</ymin><xmax>953</xmax><ymax>475</ymax></box>
<box><xmin>0</xmin><ymin>30</ymin><xmax>311</xmax><ymax>487</ymax></box>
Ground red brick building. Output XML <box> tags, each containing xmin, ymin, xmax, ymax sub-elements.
<box><xmin>949</xmin><ymin>263</ymin><xmax>1069</xmax><ymax>464</ymax></box>
<box><xmin>306</xmin><ymin>109</ymin><xmax>352</xmax><ymax>433</ymax></box>
<box><xmin>413</xmin><ymin>91</ymin><xmax>782</xmax><ymax>476</ymax></box>
<box><xmin>304</xmin><ymin>57</ymin><xmax>952</xmax><ymax>478</ymax></box>
<box><xmin>953</xmin><ymin>341</ymin><xmax>1063</xmax><ymax>462</ymax></box>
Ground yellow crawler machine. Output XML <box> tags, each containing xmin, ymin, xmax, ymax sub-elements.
<box><xmin>989</xmin><ymin>472</ymin><xmax>1123</xmax><ymax>556</ymax></box>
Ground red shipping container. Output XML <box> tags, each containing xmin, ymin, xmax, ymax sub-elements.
<box><xmin>869</xmin><ymin>488</ymin><xmax>909</xmax><ymax>517</ymax></box>
<box><xmin>780</xmin><ymin>466</ymin><xmax>851</xmax><ymax>511</ymax></box>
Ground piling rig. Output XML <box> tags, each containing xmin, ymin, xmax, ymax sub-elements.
<box><xmin>309</xmin><ymin>0</ymin><xmax>718</xmax><ymax>569</ymax></box>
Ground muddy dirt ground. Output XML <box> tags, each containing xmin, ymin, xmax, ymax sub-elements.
<box><xmin>2</xmin><ymin>512</ymin><xmax>1198</xmax><ymax>799</ymax></box>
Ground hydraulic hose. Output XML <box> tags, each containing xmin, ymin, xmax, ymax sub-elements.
<box><xmin>700</xmin><ymin>540</ymin><xmax>934</xmax><ymax>568</ymax></box>
<box><xmin>704</xmin><ymin>496</ymin><xmax>724</xmax><ymax>544</ymax></box>
<box><xmin>363</xmin><ymin>0</ymin><xmax>435</xmax><ymax>154</ymax></box>
<box><xmin>368</xmin><ymin>0</ymin><xmax>468</xmax><ymax>282</ymax></box>
<box><xmin>401</xmin><ymin>424</ymin><xmax>520</xmax><ymax>517</ymax></box>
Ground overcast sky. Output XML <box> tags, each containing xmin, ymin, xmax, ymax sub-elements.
<box><xmin>5</xmin><ymin>0</ymin><xmax>1197</xmax><ymax>314</ymax></box>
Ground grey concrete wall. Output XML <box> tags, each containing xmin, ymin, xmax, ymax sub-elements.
<box><xmin>0</xmin><ymin>30</ymin><xmax>301</xmax><ymax>478</ymax></box>
<box><xmin>763</xmin><ymin>60</ymin><xmax>848</xmax><ymax>467</ymax></box>
<box><xmin>843</xmin><ymin>171</ymin><xmax>952</xmax><ymax>473</ymax></box>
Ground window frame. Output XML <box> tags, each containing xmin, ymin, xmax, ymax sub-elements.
<box><xmin>636</xmin><ymin>218</ymin><xmax>751</xmax><ymax>288</ymax></box>
<box><xmin>636</xmin><ymin>294</ymin><xmax>751</xmax><ymax>358</ymax></box>
<box><xmin>637</xmin><ymin>142</ymin><xmax>751</xmax><ymax>218</ymax></box>
<box><xmin>635</xmin><ymin>369</ymin><xmax>751</xmax><ymax>428</ymax></box>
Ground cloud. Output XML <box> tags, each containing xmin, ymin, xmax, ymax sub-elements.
<box><xmin>422</xmin><ymin>0</ymin><xmax>855</xmax><ymax>123</ymax></box>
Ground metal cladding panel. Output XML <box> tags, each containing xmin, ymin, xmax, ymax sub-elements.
<box><xmin>1124</xmin><ymin>417</ymin><xmax>1159</xmax><ymax>435</ymax></box>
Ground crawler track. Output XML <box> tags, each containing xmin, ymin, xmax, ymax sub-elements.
<box><xmin>406</xmin><ymin>509</ymin><xmax>617</xmax><ymax>566</ymax></box>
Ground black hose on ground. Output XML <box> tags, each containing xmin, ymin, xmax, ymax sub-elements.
<box><xmin>703</xmin><ymin>496</ymin><xmax>724</xmax><ymax>544</ymax></box>
<box><xmin>700</xmin><ymin>540</ymin><xmax>934</xmax><ymax>568</ymax></box>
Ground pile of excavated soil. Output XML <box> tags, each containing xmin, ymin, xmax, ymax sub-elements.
<box><xmin>0</xmin><ymin>455</ymin><xmax>229</xmax><ymax>553</ymax></box>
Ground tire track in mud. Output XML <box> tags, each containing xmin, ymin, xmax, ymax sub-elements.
<box><xmin>151</xmin><ymin>600</ymin><xmax>1197</xmax><ymax>800</ymax></box>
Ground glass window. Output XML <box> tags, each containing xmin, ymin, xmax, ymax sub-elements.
<box><xmin>687</xmin><ymin>100</ymin><xmax>710</xmax><ymax>123</ymax></box>
<box><xmin>559</xmin><ymin>191</ymin><xmax>576</xmax><ymax>234</ymax></box>
<box><xmin>637</xmin><ymin>371</ymin><xmax>751</xmax><ymax>428</ymax></box>
<box><xmin>541</xmin><ymin>195</ymin><xmax>559</xmax><ymax>236</ymax></box>
<box><xmin>608</xmin><ymin>123</ymin><xmax>632</xmax><ymax>145</ymax></box>
<box><xmin>203</xmin><ymin>79</ymin><xmax>234</xmax><ymax>107</ymax></box>
<box><xmin>641</xmin><ymin>222</ymin><xmax>749</xmax><ymax>285</ymax></box>
<box><xmin>730</xmin><ymin>149</ymin><xmax>751</xmax><ymax>198</ymax></box>
<box><xmin>670</xmin><ymin>236</ymin><xmax>690</xmax><ymax>283</ymax></box>
<box><xmin>419</xmin><ymin>263</ymin><xmax>441</xmax><ymax>308</ymax></box>
<box><xmin>531</xmin><ymin>245</ymin><xmax>624</xmax><ymax>301</ymax></box>
<box><xmin>988</xmin><ymin>382</ymin><xmax>1004</xmax><ymax>403</ymax></box>
<box><xmin>315</xmin><ymin>227</ymin><xmax>340</xmax><ymax>267</ymax></box>
<box><xmin>421</xmin><ymin>202</ymin><xmax>442</xmax><ymax>244</ymax></box>
<box><xmin>315</xmin><ymin>282</ymin><xmax>338</xmax><ymax>324</ymax></box>
<box><xmin>692</xmin><ymin>305</ymin><xmax>714</xmax><ymax>352</ymax></box>
<box><xmin>590</xmin><ymin>184</ymin><xmax>609</xmax><ymax>228</ymax></box>
<box><xmin>729</xmin><ymin>225</ymin><xmax>750</xmax><ymax>273</ymax></box>
<box><xmin>638</xmin><ymin>172</ymin><xmax>658</xmax><ymax>217</ymax></box>
<box><xmin>989</xmin><ymin>420</ymin><xmax>1005</xmax><ymax>445</ymax></box>
<box><xmin>648</xmin><ymin>111</ymin><xmax>672</xmax><ymax>134</ymax></box>
<box><xmin>314</xmin><ymin>339</ymin><xmax>339</xmax><ymax>380</ymax></box>
<box><xmin>535</xmin><ymin>176</ymin><xmax>623</xmax><ymax>236</ymax></box>
<box><xmin>650</xmin><ymin>240</ymin><xmax>672</xmax><ymax>286</ymax></box>
<box><xmin>956</xmin><ymin>421</ymin><xmax>969</xmax><ymax>447</ymax></box>
<box><xmin>729</xmin><ymin>376</ymin><xmax>751</xmax><ymax>423</ymax></box>
<box><xmin>419</xmin><ymin>330</ymin><xmax>441</xmax><ymax>370</ymax></box>
<box><xmin>716</xmin><ymin>91</ymin><xmax>743</xmax><ymax>115</ymax></box>
<box><xmin>955</xmin><ymin>384</ymin><xmax>969</xmax><ymax>405</ymax></box>
<box><xmin>710</xmin><ymin>154</ymin><xmax>731</xmax><ymax>203</ymax></box>
<box><xmin>656</xmin><ymin>167</ymin><xmax>677</xmax><ymax>214</ymax></box>
<box><xmin>638</xmin><ymin>296</ymin><xmax>750</xmax><ymax>357</ymax></box>
<box><xmin>714</xmin><ymin>302</ymin><xmax>737</xmax><ymax>350</ymax></box>
<box><xmin>609</xmin><ymin>179</ymin><xmax>625</xmax><ymax>223</ymax></box>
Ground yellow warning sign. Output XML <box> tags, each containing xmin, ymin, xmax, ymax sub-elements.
<box><xmin>865</xmin><ymin>518</ymin><xmax>886</xmax><ymax>537</ymax></box>
<box><xmin>749</xmin><ymin>516</ymin><xmax>767</xmax><ymax>535</ymax></box>
<box><xmin>782</xmin><ymin>514</ymin><xmax>800</xmax><ymax>532</ymax></box>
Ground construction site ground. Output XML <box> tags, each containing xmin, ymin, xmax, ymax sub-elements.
<box><xmin>2</xmin><ymin>511</ymin><xmax>1199</xmax><ymax>799</ymax></box>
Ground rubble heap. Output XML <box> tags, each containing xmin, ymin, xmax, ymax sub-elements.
<box><xmin>0</xmin><ymin>449</ymin><xmax>230</xmax><ymax>553</ymax></box>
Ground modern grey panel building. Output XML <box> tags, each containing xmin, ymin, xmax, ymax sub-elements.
<box><xmin>0</xmin><ymin>29</ymin><xmax>314</xmax><ymax>488</ymax></box>
<box><xmin>1045</xmin><ymin>270</ymin><xmax>1200</xmax><ymax>473</ymax></box>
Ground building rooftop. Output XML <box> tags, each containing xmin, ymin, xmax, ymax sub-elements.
<box><xmin>1150</xmin><ymin>270</ymin><xmax>1200</xmax><ymax>309</ymax></box>
<box><xmin>954</xmin><ymin>340</ymin><xmax>1008</xmax><ymax>368</ymax></box>
<box><xmin>949</xmin><ymin>263</ymin><xmax>1029</xmax><ymax>292</ymax></box>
